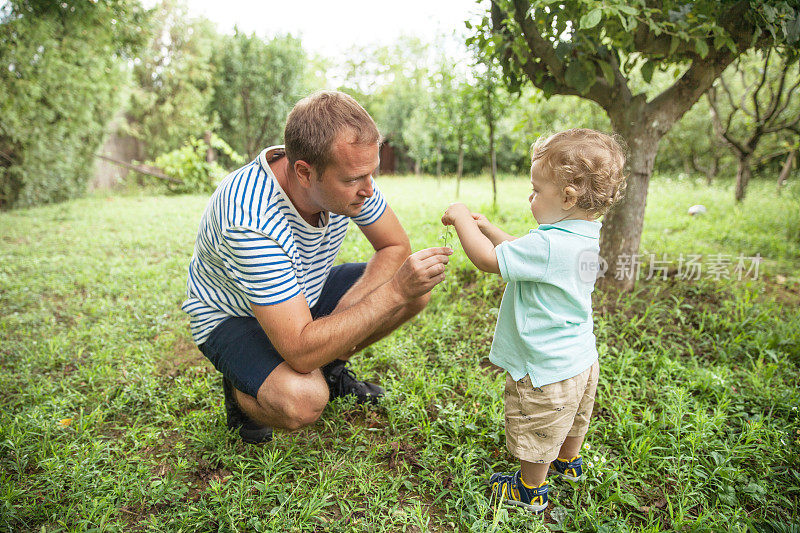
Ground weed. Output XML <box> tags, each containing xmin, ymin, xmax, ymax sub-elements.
<box><xmin>1</xmin><ymin>176</ymin><xmax>798</xmax><ymax>531</ymax></box>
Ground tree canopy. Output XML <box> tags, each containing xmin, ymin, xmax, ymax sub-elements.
<box><xmin>480</xmin><ymin>0</ymin><xmax>800</xmax><ymax>289</ymax></box>
<box><xmin>0</xmin><ymin>0</ymin><xmax>149</xmax><ymax>209</ymax></box>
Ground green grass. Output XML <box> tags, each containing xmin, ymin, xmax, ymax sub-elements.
<box><xmin>1</xmin><ymin>176</ymin><xmax>799</xmax><ymax>532</ymax></box>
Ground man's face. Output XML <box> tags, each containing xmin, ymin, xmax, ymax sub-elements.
<box><xmin>311</xmin><ymin>133</ymin><xmax>380</xmax><ymax>218</ymax></box>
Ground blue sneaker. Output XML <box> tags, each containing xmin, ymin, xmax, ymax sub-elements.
<box><xmin>549</xmin><ymin>455</ymin><xmax>583</xmax><ymax>482</ymax></box>
<box><xmin>488</xmin><ymin>470</ymin><xmax>548</xmax><ymax>513</ymax></box>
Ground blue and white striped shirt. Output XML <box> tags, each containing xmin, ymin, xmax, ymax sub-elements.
<box><xmin>182</xmin><ymin>146</ymin><xmax>387</xmax><ymax>345</ymax></box>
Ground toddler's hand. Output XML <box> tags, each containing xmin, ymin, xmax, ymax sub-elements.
<box><xmin>471</xmin><ymin>212</ymin><xmax>489</xmax><ymax>229</ymax></box>
<box><xmin>441</xmin><ymin>203</ymin><xmax>471</xmax><ymax>226</ymax></box>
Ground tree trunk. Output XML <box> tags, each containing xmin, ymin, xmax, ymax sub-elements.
<box><xmin>456</xmin><ymin>141</ymin><xmax>464</xmax><ymax>198</ymax></box>
<box><xmin>414</xmin><ymin>160</ymin><xmax>421</xmax><ymax>176</ymax></box>
<box><xmin>735</xmin><ymin>154</ymin><xmax>753</xmax><ymax>202</ymax></box>
<box><xmin>599</xmin><ymin>100</ymin><xmax>664</xmax><ymax>292</ymax></box>
<box><xmin>486</xmin><ymin>84</ymin><xmax>497</xmax><ymax>209</ymax></box>
<box><xmin>203</xmin><ymin>131</ymin><xmax>216</xmax><ymax>164</ymax></box>
<box><xmin>436</xmin><ymin>143</ymin><xmax>442</xmax><ymax>182</ymax></box>
<box><xmin>489</xmin><ymin>121</ymin><xmax>497</xmax><ymax>210</ymax></box>
<box><xmin>777</xmin><ymin>149</ymin><xmax>796</xmax><ymax>193</ymax></box>
<box><xmin>683</xmin><ymin>157</ymin><xmax>692</xmax><ymax>176</ymax></box>
<box><xmin>707</xmin><ymin>156</ymin><xmax>719</xmax><ymax>185</ymax></box>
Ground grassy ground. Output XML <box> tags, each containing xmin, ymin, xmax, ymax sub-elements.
<box><xmin>1</xmin><ymin>175</ymin><xmax>799</xmax><ymax>532</ymax></box>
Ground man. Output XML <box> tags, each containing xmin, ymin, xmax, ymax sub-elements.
<box><xmin>182</xmin><ymin>91</ymin><xmax>451</xmax><ymax>443</ymax></box>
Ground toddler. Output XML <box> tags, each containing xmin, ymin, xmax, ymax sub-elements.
<box><xmin>441</xmin><ymin>129</ymin><xmax>626</xmax><ymax>513</ymax></box>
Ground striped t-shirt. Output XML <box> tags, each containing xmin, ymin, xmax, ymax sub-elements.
<box><xmin>182</xmin><ymin>145</ymin><xmax>387</xmax><ymax>345</ymax></box>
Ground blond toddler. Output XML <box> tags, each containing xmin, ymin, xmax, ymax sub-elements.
<box><xmin>441</xmin><ymin>129</ymin><xmax>626</xmax><ymax>513</ymax></box>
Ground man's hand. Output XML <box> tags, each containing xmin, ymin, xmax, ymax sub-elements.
<box><xmin>441</xmin><ymin>203</ymin><xmax>472</xmax><ymax>226</ymax></box>
<box><xmin>390</xmin><ymin>247</ymin><xmax>452</xmax><ymax>301</ymax></box>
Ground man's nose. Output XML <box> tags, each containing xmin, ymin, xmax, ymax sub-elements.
<box><xmin>360</xmin><ymin>178</ymin><xmax>374</xmax><ymax>197</ymax></box>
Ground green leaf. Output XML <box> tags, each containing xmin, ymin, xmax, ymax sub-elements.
<box><xmin>668</xmin><ymin>36</ymin><xmax>679</xmax><ymax>55</ymax></box>
<box><xmin>694</xmin><ymin>39</ymin><xmax>709</xmax><ymax>59</ymax></box>
<box><xmin>542</xmin><ymin>79</ymin><xmax>557</xmax><ymax>97</ymax></box>
<box><xmin>555</xmin><ymin>41</ymin><xmax>573</xmax><ymax>61</ymax></box>
<box><xmin>618</xmin><ymin>492</ymin><xmax>639</xmax><ymax>508</ymax></box>
<box><xmin>565</xmin><ymin>61</ymin><xmax>594</xmax><ymax>93</ymax></box>
<box><xmin>787</xmin><ymin>13</ymin><xmax>800</xmax><ymax>44</ymax></box>
<box><xmin>598</xmin><ymin>60</ymin><xmax>615</xmax><ymax>85</ymax></box>
<box><xmin>580</xmin><ymin>8</ymin><xmax>602</xmax><ymax>30</ymax></box>
<box><xmin>641</xmin><ymin>60</ymin><xmax>655</xmax><ymax>83</ymax></box>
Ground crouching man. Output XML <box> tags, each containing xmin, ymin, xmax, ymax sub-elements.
<box><xmin>182</xmin><ymin>91</ymin><xmax>451</xmax><ymax>443</ymax></box>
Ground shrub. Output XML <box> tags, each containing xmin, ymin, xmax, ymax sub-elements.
<box><xmin>0</xmin><ymin>1</ymin><xmax>148</xmax><ymax>210</ymax></box>
<box><xmin>148</xmin><ymin>134</ymin><xmax>243</xmax><ymax>194</ymax></box>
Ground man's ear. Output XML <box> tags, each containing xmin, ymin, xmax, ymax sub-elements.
<box><xmin>562</xmin><ymin>185</ymin><xmax>579</xmax><ymax>210</ymax></box>
<box><xmin>294</xmin><ymin>160</ymin><xmax>315</xmax><ymax>188</ymax></box>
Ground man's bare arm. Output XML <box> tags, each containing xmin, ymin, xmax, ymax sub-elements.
<box><xmin>334</xmin><ymin>205</ymin><xmax>411</xmax><ymax>312</ymax></box>
<box><xmin>251</xmin><ymin>247</ymin><xmax>451</xmax><ymax>374</ymax></box>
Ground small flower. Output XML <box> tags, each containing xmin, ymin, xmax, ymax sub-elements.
<box><xmin>58</xmin><ymin>418</ymin><xmax>73</xmax><ymax>427</ymax></box>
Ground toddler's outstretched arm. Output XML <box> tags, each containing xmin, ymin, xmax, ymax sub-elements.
<box><xmin>471</xmin><ymin>212</ymin><xmax>516</xmax><ymax>246</ymax></box>
<box><xmin>442</xmin><ymin>203</ymin><xmax>500</xmax><ymax>274</ymax></box>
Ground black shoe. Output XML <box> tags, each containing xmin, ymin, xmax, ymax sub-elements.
<box><xmin>222</xmin><ymin>377</ymin><xmax>273</xmax><ymax>444</ymax></box>
<box><xmin>323</xmin><ymin>359</ymin><xmax>385</xmax><ymax>404</ymax></box>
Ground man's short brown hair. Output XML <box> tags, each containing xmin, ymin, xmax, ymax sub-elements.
<box><xmin>531</xmin><ymin>128</ymin><xmax>627</xmax><ymax>218</ymax></box>
<box><xmin>284</xmin><ymin>91</ymin><xmax>381</xmax><ymax>175</ymax></box>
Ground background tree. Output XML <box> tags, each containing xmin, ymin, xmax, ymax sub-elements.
<box><xmin>470</xmin><ymin>38</ymin><xmax>515</xmax><ymax>209</ymax></box>
<box><xmin>402</xmin><ymin>58</ymin><xmax>466</xmax><ymax>181</ymax></box>
<box><xmin>339</xmin><ymin>38</ymin><xmax>437</xmax><ymax>173</ymax></box>
<box><xmin>480</xmin><ymin>0</ymin><xmax>800</xmax><ymax>290</ymax></box>
<box><xmin>452</xmin><ymin>81</ymin><xmax>487</xmax><ymax>196</ymax></box>
<box><xmin>707</xmin><ymin>48</ymin><xmax>800</xmax><ymax>201</ymax></box>
<box><xmin>0</xmin><ymin>0</ymin><xmax>149</xmax><ymax>209</ymax></box>
<box><xmin>209</xmin><ymin>31</ymin><xmax>307</xmax><ymax>160</ymax></box>
<box><xmin>657</xmin><ymin>97</ymin><xmax>730</xmax><ymax>184</ymax></box>
<box><xmin>126</xmin><ymin>0</ymin><xmax>217</xmax><ymax>159</ymax></box>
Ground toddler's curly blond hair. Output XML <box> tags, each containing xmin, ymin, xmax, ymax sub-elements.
<box><xmin>531</xmin><ymin>129</ymin><xmax>627</xmax><ymax>218</ymax></box>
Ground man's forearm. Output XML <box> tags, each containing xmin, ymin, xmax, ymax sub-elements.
<box><xmin>334</xmin><ymin>243</ymin><xmax>410</xmax><ymax>311</ymax></box>
<box><xmin>283</xmin><ymin>280</ymin><xmax>407</xmax><ymax>373</ymax></box>
<box><xmin>266</xmin><ymin>246</ymin><xmax>448</xmax><ymax>373</ymax></box>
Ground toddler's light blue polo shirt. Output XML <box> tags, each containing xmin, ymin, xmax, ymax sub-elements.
<box><xmin>489</xmin><ymin>219</ymin><xmax>602</xmax><ymax>387</ymax></box>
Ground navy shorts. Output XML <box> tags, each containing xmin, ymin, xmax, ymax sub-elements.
<box><xmin>198</xmin><ymin>262</ymin><xmax>367</xmax><ymax>398</ymax></box>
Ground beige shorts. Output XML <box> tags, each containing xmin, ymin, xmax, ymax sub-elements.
<box><xmin>504</xmin><ymin>360</ymin><xmax>599</xmax><ymax>464</ymax></box>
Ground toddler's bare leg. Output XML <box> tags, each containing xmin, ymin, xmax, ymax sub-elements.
<box><xmin>557</xmin><ymin>435</ymin><xmax>585</xmax><ymax>459</ymax></box>
<box><xmin>520</xmin><ymin>460</ymin><xmax>549</xmax><ymax>487</ymax></box>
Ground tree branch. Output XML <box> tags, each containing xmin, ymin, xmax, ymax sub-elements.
<box><xmin>718</xmin><ymin>77</ymin><xmax>740</xmax><ymax>133</ymax></box>
<box><xmin>762</xmin><ymin>54</ymin><xmax>790</xmax><ymax>126</ymax></box>
<box><xmin>772</xmin><ymin>67</ymin><xmax>800</xmax><ymax>119</ymax></box>
<box><xmin>752</xmin><ymin>48</ymin><xmax>771</xmax><ymax>123</ymax></box>
<box><xmin>707</xmin><ymin>88</ymin><xmax>747</xmax><ymax>154</ymax></box>
<box><xmin>763</xmin><ymin>113</ymin><xmax>800</xmax><ymax>135</ymax></box>
<box><xmin>647</xmin><ymin>0</ymin><xmax>758</xmax><ymax>128</ymax></box>
<box><xmin>492</xmin><ymin>0</ymin><xmax>625</xmax><ymax>109</ymax></box>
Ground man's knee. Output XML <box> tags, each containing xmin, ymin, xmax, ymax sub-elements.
<box><xmin>259</xmin><ymin>369</ymin><xmax>329</xmax><ymax>430</ymax></box>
